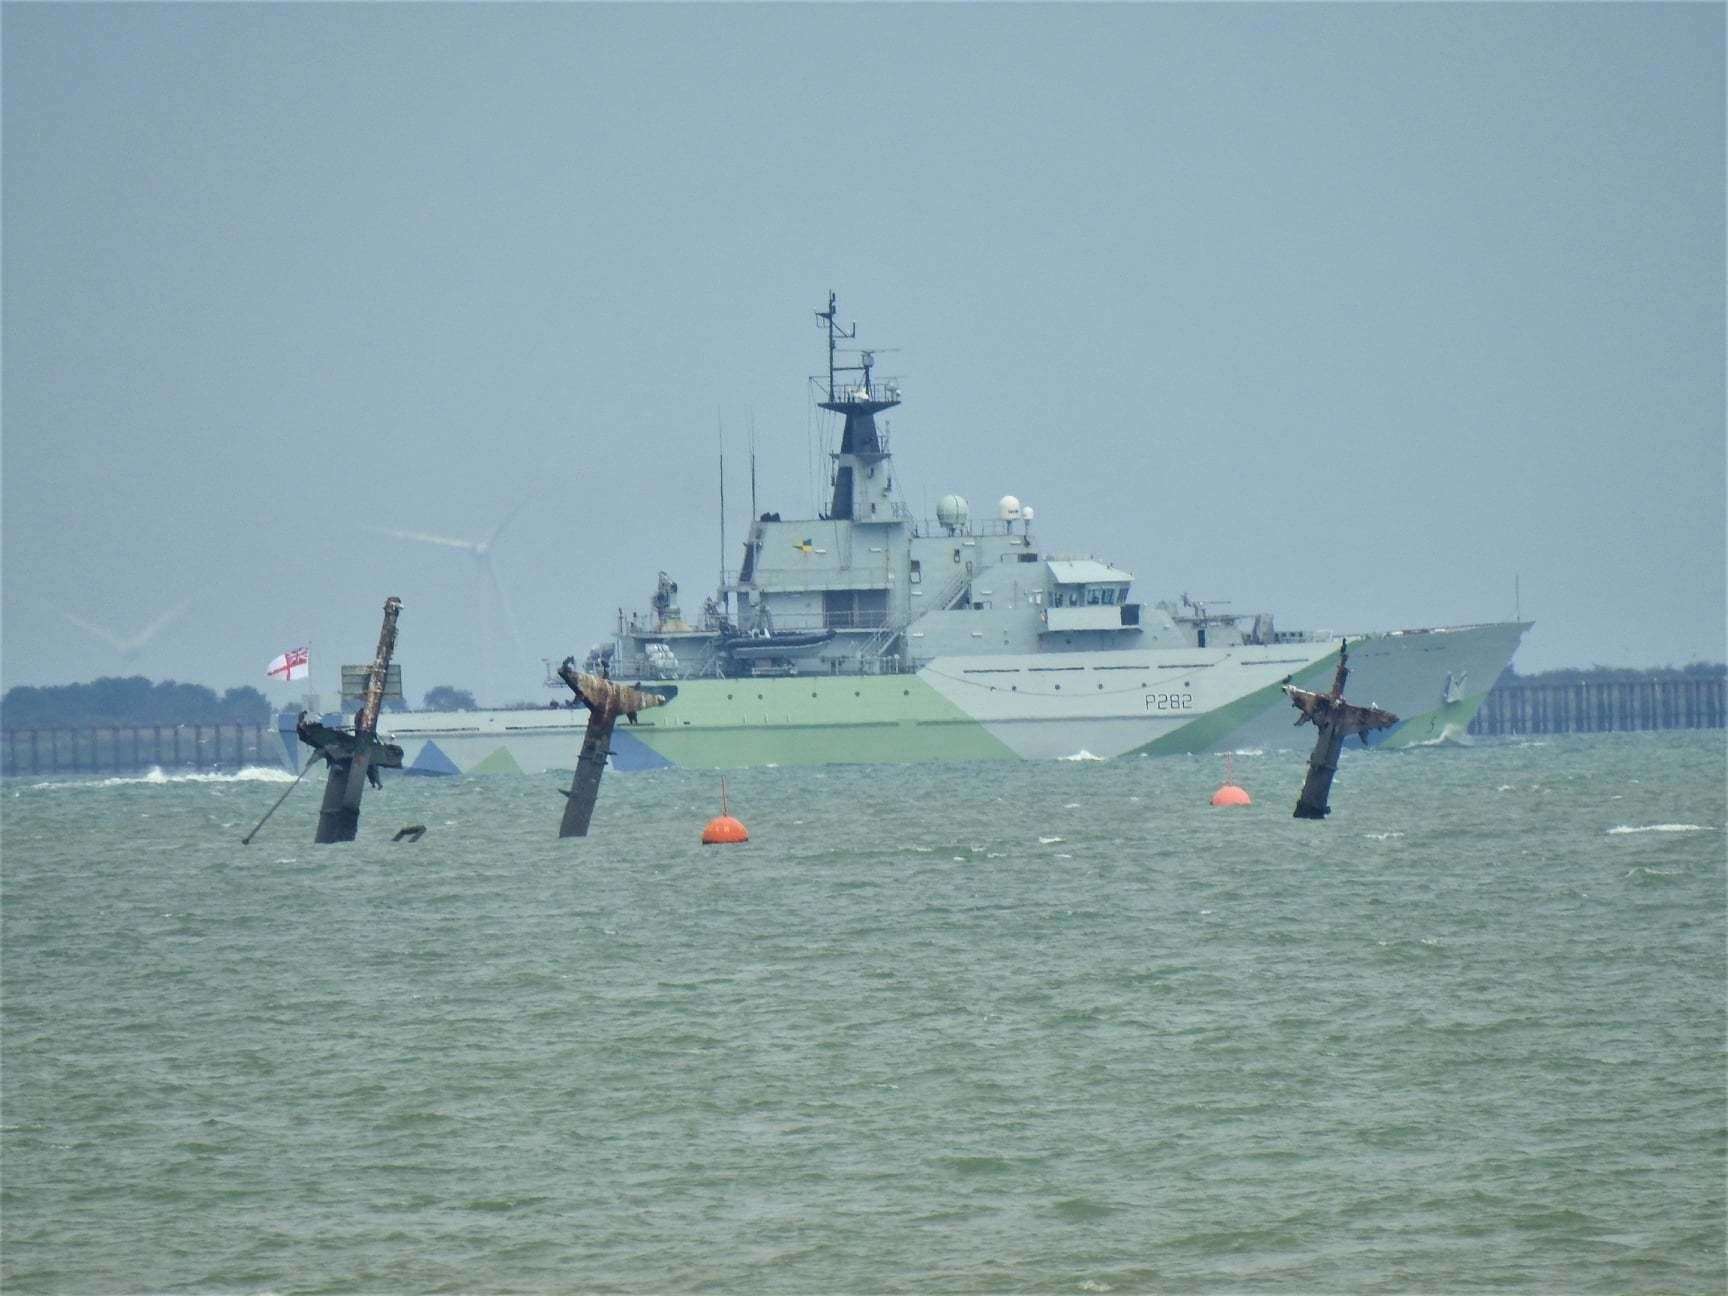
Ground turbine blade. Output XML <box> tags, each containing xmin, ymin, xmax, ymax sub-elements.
<box><xmin>482</xmin><ymin>488</ymin><xmax>545</xmax><ymax>552</ymax></box>
<box><xmin>363</xmin><ymin>525</ymin><xmax>480</xmax><ymax>553</ymax></box>
<box><xmin>483</xmin><ymin>559</ymin><xmax>528</xmax><ymax>667</ymax></box>
<box><xmin>128</xmin><ymin>597</ymin><xmax>192</xmax><ymax>650</ymax></box>
<box><xmin>63</xmin><ymin>612</ymin><xmax>125</xmax><ymax>653</ymax></box>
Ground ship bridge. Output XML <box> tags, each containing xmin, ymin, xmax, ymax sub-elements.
<box><xmin>1043</xmin><ymin>559</ymin><xmax>1142</xmax><ymax>633</ymax></box>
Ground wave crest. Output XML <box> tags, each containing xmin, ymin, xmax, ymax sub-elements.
<box><xmin>28</xmin><ymin>765</ymin><xmax>296</xmax><ymax>789</ymax></box>
<box><xmin>1605</xmin><ymin>823</ymin><xmax>1712</xmax><ymax>835</ymax></box>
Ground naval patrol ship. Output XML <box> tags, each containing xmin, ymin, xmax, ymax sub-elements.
<box><xmin>368</xmin><ymin>295</ymin><xmax>1530</xmax><ymax>776</ymax></box>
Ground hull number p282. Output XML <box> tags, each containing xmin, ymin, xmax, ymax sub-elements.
<box><xmin>1145</xmin><ymin>692</ymin><xmax>1195</xmax><ymax>712</ymax></box>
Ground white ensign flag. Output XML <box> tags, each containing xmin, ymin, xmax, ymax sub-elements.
<box><xmin>266</xmin><ymin>647</ymin><xmax>310</xmax><ymax>683</ymax></box>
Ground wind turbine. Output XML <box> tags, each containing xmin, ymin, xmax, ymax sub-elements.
<box><xmin>365</xmin><ymin>495</ymin><xmax>539</xmax><ymax>704</ymax></box>
<box><xmin>63</xmin><ymin>597</ymin><xmax>192</xmax><ymax>663</ymax></box>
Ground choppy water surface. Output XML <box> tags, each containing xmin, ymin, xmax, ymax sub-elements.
<box><xmin>3</xmin><ymin>732</ymin><xmax>1724</xmax><ymax>1293</ymax></box>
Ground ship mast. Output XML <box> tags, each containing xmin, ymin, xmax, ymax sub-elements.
<box><xmin>815</xmin><ymin>291</ymin><xmax>900</xmax><ymax>520</ymax></box>
<box><xmin>717</xmin><ymin>412</ymin><xmax>727</xmax><ymax>619</ymax></box>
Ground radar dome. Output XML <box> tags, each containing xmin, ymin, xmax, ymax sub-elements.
<box><xmin>997</xmin><ymin>494</ymin><xmax>1022</xmax><ymax>521</ymax></box>
<box><xmin>936</xmin><ymin>494</ymin><xmax>970</xmax><ymax>533</ymax></box>
<box><xmin>1020</xmin><ymin>506</ymin><xmax>1035</xmax><ymax>523</ymax></box>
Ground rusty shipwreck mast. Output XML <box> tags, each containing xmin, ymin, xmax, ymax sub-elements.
<box><xmin>242</xmin><ymin>597</ymin><xmax>408</xmax><ymax>845</ymax></box>
<box><xmin>555</xmin><ymin>660</ymin><xmax>669</xmax><ymax>838</ymax></box>
<box><xmin>1283</xmin><ymin>639</ymin><xmax>1400</xmax><ymax>819</ymax></box>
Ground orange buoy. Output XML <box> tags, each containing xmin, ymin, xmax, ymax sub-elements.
<box><xmin>1210</xmin><ymin>753</ymin><xmax>1251</xmax><ymax>806</ymax></box>
<box><xmin>702</xmin><ymin>814</ymin><xmax>749</xmax><ymax>844</ymax></box>
<box><xmin>701</xmin><ymin>777</ymin><xmax>748</xmax><ymax>844</ymax></box>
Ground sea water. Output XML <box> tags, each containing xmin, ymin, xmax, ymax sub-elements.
<box><xmin>2</xmin><ymin>731</ymin><xmax>1723</xmax><ymax>1293</ymax></box>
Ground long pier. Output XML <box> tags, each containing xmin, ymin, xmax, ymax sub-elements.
<box><xmin>1</xmin><ymin>723</ymin><xmax>281</xmax><ymax>777</ymax></box>
<box><xmin>1469</xmin><ymin>678</ymin><xmax>1726</xmax><ymax>737</ymax></box>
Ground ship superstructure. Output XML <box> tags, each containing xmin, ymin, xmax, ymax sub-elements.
<box><xmin>606</xmin><ymin>295</ymin><xmax>1293</xmax><ymax>686</ymax></box>
<box><xmin>343</xmin><ymin>296</ymin><xmax>1529</xmax><ymax>776</ymax></box>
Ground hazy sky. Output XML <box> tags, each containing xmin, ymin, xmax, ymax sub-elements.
<box><xmin>4</xmin><ymin>2</ymin><xmax>1723</xmax><ymax>705</ymax></box>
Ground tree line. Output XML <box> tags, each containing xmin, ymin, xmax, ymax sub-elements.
<box><xmin>1</xmin><ymin>677</ymin><xmax>272</xmax><ymax>729</ymax></box>
<box><xmin>0</xmin><ymin>677</ymin><xmax>486</xmax><ymax>728</ymax></box>
<box><xmin>1499</xmin><ymin>661</ymin><xmax>1724</xmax><ymax>687</ymax></box>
